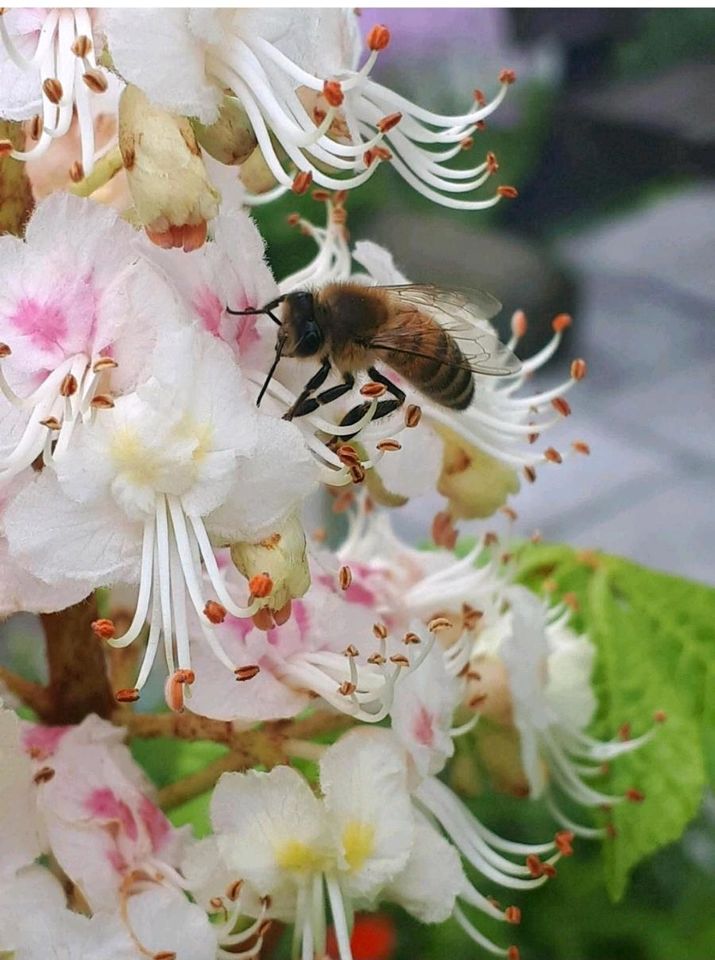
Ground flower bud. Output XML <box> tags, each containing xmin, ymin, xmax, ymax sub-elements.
<box><xmin>435</xmin><ymin>425</ymin><xmax>520</xmax><ymax>519</ymax></box>
<box><xmin>118</xmin><ymin>84</ymin><xmax>219</xmax><ymax>251</ymax></box>
<box><xmin>473</xmin><ymin>721</ymin><xmax>534</xmax><ymax>798</ymax></box>
<box><xmin>192</xmin><ymin>95</ymin><xmax>258</xmax><ymax>166</ymax></box>
<box><xmin>230</xmin><ymin>513</ymin><xmax>311</xmax><ymax>628</ymax></box>
<box><xmin>238</xmin><ymin>143</ymin><xmax>282</xmax><ymax>195</ymax></box>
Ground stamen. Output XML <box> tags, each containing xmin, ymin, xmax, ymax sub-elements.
<box><xmin>235</xmin><ymin>664</ymin><xmax>261</xmax><ymax>682</ymax></box>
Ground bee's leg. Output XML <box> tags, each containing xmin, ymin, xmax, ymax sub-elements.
<box><xmin>283</xmin><ymin>358</ymin><xmax>332</xmax><ymax>421</ymax></box>
<box><xmin>331</xmin><ymin>397</ymin><xmax>402</xmax><ymax>443</ymax></box>
<box><xmin>367</xmin><ymin>366</ymin><xmax>406</xmax><ymax>405</ymax></box>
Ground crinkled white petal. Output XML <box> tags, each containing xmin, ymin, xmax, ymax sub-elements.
<box><xmin>320</xmin><ymin>729</ymin><xmax>414</xmax><ymax>899</ymax></box>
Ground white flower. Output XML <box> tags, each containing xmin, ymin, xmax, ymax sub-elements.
<box><xmin>0</xmin><ymin>193</ymin><xmax>164</xmax><ymax>488</ymax></box>
<box><xmin>4</xmin><ymin>325</ymin><xmax>318</xmax><ymax>701</ymax></box>
<box><xmin>471</xmin><ymin>585</ymin><xmax>657</xmax><ymax>835</ymax></box>
<box><xmin>187</xmin><ymin>556</ymin><xmax>438</xmax><ymax>724</ymax></box>
<box><xmin>279</xmin><ymin>199</ymin><xmax>587</xmax><ymax>508</ymax></box>
<box><xmin>102</xmin><ymin>9</ymin><xmax>516</xmax><ymax>208</ymax></box>
<box><xmin>0</xmin><ymin>8</ymin><xmax>111</xmax><ymax>175</ymax></box>
<box><xmin>0</xmin><ymin>707</ymin><xmax>43</xmax><ymax>880</ymax></box>
<box><xmin>204</xmin><ymin>729</ymin><xmax>414</xmax><ymax>960</ymax></box>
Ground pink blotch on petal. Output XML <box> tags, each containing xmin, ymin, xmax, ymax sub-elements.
<box><xmin>138</xmin><ymin>795</ymin><xmax>171</xmax><ymax>854</ymax></box>
<box><xmin>193</xmin><ymin>286</ymin><xmax>224</xmax><ymax>337</ymax></box>
<box><xmin>86</xmin><ymin>787</ymin><xmax>139</xmax><ymax>842</ymax></box>
<box><xmin>9</xmin><ymin>297</ymin><xmax>68</xmax><ymax>350</ymax></box>
<box><xmin>107</xmin><ymin>846</ymin><xmax>128</xmax><ymax>874</ymax></box>
<box><xmin>22</xmin><ymin>724</ymin><xmax>69</xmax><ymax>759</ymax></box>
<box><xmin>236</xmin><ymin>313</ymin><xmax>259</xmax><ymax>356</ymax></box>
<box><xmin>413</xmin><ymin>705</ymin><xmax>435</xmax><ymax>747</ymax></box>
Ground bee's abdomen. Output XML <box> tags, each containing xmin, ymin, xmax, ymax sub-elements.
<box><xmin>388</xmin><ymin>326</ymin><xmax>475</xmax><ymax>410</ymax></box>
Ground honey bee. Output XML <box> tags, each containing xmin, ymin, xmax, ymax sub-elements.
<box><xmin>228</xmin><ymin>283</ymin><xmax>520</xmax><ymax>423</ymax></box>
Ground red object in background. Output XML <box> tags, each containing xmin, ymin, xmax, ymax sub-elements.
<box><xmin>326</xmin><ymin>913</ymin><xmax>397</xmax><ymax>960</ymax></box>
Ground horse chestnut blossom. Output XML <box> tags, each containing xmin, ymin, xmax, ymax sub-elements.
<box><xmin>0</xmin><ymin>8</ymin><xmax>110</xmax><ymax>175</ymax></box>
<box><xmin>468</xmin><ymin>585</ymin><xmax>659</xmax><ymax>835</ymax></box>
<box><xmin>102</xmin><ymin>8</ymin><xmax>516</xmax><ymax>207</ymax></box>
<box><xmin>3</xmin><ymin>322</ymin><xmax>318</xmax><ymax>703</ymax></box>
<box><xmin>0</xmin><ymin>193</ymin><xmax>163</xmax><ymax>488</ymax></box>
<box><xmin>280</xmin><ymin>196</ymin><xmax>588</xmax><ymax>516</ymax></box>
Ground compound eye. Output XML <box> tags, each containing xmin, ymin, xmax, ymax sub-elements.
<box><xmin>299</xmin><ymin>323</ymin><xmax>323</xmax><ymax>355</ymax></box>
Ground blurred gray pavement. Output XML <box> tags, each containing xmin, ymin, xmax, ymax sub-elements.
<box><xmin>395</xmin><ymin>184</ymin><xmax>715</xmax><ymax>584</ymax></box>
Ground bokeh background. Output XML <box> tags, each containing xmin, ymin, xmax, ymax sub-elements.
<box><xmin>252</xmin><ymin>9</ymin><xmax>715</xmax><ymax>960</ymax></box>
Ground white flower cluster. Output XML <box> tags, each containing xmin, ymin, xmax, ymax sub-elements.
<box><xmin>0</xmin><ymin>9</ymin><xmax>659</xmax><ymax>960</ymax></box>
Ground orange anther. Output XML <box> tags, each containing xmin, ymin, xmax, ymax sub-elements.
<box><xmin>115</xmin><ymin>688</ymin><xmax>140</xmax><ymax>703</ymax></box>
<box><xmin>292</xmin><ymin>171</ymin><xmax>313</xmax><ymax>195</ymax></box>
<box><xmin>367</xmin><ymin>24</ymin><xmax>390</xmax><ymax>51</ymax></box>
<box><xmin>234</xmin><ymin>664</ymin><xmax>261</xmax><ymax>682</ymax></box>
<box><xmin>497</xmin><ymin>185</ymin><xmax>519</xmax><ymax>199</ymax></box>
<box><xmin>338</xmin><ymin>565</ymin><xmax>352</xmax><ymax>590</ymax></box>
<box><xmin>552</xmin><ymin>313</ymin><xmax>572</xmax><ymax>333</ymax></box>
<box><xmin>571</xmin><ymin>358</ymin><xmax>587</xmax><ymax>380</ymax></box>
<box><xmin>91</xmin><ymin>618</ymin><xmax>116</xmax><ymax>640</ymax></box>
<box><xmin>552</xmin><ymin>397</ymin><xmax>571</xmax><ymax>417</ymax></box>
<box><xmin>377</xmin><ymin>112</ymin><xmax>402</xmax><ymax>133</ymax></box>
<box><xmin>322</xmin><ymin>79</ymin><xmax>344</xmax><ymax>107</ymax></box>
<box><xmin>544</xmin><ymin>447</ymin><xmax>562</xmax><ymax>464</ymax></box>
<box><xmin>505</xmin><ymin>906</ymin><xmax>521</xmax><ymax>924</ymax></box>
<box><xmin>204</xmin><ymin>600</ymin><xmax>227</xmax><ymax>624</ymax></box>
<box><xmin>249</xmin><ymin>573</ymin><xmax>273</xmax><ymax>598</ymax></box>
<box><xmin>499</xmin><ymin>68</ymin><xmax>517</xmax><ymax>85</ymax></box>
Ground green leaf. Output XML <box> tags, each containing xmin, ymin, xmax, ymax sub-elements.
<box><xmin>167</xmin><ymin>790</ymin><xmax>213</xmax><ymax>838</ymax></box>
<box><xmin>130</xmin><ymin>735</ymin><xmax>228</xmax><ymax>788</ymax></box>
<box><xmin>516</xmin><ymin>543</ymin><xmax>713</xmax><ymax>900</ymax></box>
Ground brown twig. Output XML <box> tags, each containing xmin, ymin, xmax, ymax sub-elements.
<box><xmin>155</xmin><ymin>751</ymin><xmax>257</xmax><ymax>810</ymax></box>
<box><xmin>40</xmin><ymin>597</ymin><xmax>114</xmax><ymax>724</ymax></box>
<box><xmin>0</xmin><ymin>666</ymin><xmax>51</xmax><ymax>716</ymax></box>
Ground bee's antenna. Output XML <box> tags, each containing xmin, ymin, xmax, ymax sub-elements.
<box><xmin>227</xmin><ymin>295</ymin><xmax>285</xmax><ymax>326</ymax></box>
<box><xmin>256</xmin><ymin>334</ymin><xmax>286</xmax><ymax>407</ymax></box>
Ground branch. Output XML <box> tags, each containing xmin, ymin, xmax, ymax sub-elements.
<box><xmin>40</xmin><ymin>597</ymin><xmax>114</xmax><ymax>724</ymax></box>
<box><xmin>0</xmin><ymin>666</ymin><xmax>51</xmax><ymax>716</ymax></box>
<box><xmin>155</xmin><ymin>752</ymin><xmax>253</xmax><ymax>810</ymax></box>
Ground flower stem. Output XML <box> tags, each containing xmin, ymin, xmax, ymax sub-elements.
<box><xmin>68</xmin><ymin>145</ymin><xmax>123</xmax><ymax>198</ymax></box>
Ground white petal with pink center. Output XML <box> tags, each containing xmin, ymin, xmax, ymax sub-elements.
<box><xmin>3</xmin><ymin>325</ymin><xmax>318</xmax><ymax>700</ymax></box>
<box><xmin>103</xmin><ymin>9</ymin><xmax>515</xmax><ymax>208</ymax></box>
<box><xmin>0</xmin><ymin>193</ymin><xmax>168</xmax><ymax>488</ymax></box>
<box><xmin>0</xmin><ymin>8</ymin><xmax>111</xmax><ymax>173</ymax></box>
<box><xmin>189</xmin><ymin>558</ymin><xmax>436</xmax><ymax>724</ymax></box>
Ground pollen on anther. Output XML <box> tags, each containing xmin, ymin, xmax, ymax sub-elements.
<box><xmin>428</xmin><ymin>616</ymin><xmax>454</xmax><ymax>634</ymax></box>
<box><xmin>367</xmin><ymin>24</ymin><xmax>391</xmax><ymax>51</ymax></box>
<box><xmin>654</xmin><ymin>709</ymin><xmax>667</xmax><ymax>724</ymax></box>
<box><xmin>336</xmin><ymin>444</ymin><xmax>360</xmax><ymax>465</ymax></box>
<box><xmin>373</xmin><ymin>622</ymin><xmax>388</xmax><ymax>640</ymax></box>
<box><xmin>69</xmin><ymin>161</ymin><xmax>85</xmax><ymax>183</ymax></box>
<box><xmin>363</xmin><ymin>146</ymin><xmax>392</xmax><ymax>167</ymax></box>
<box><xmin>367</xmin><ymin>652</ymin><xmax>387</xmax><ymax>666</ymax></box>
<box><xmin>497</xmin><ymin>185</ymin><xmax>519</xmax><ymax>199</ymax></box>
<box><xmin>507</xmin><ymin>946</ymin><xmax>521</xmax><ymax>960</ymax></box>
<box><xmin>322</xmin><ymin>79</ymin><xmax>344</xmax><ymax>107</ymax></box>
<box><xmin>339</xmin><ymin>565</ymin><xmax>353</xmax><ymax>590</ymax></box>
<box><xmin>42</xmin><ymin>77</ymin><xmax>63</xmax><ymax>104</ymax></box>
<box><xmin>572</xmin><ymin>441</ymin><xmax>590</xmax><ymax>456</ymax></box>
<box><xmin>460</xmin><ymin>136</ymin><xmax>474</xmax><ymax>151</ymax></box>
<box><xmin>249</xmin><ymin>573</ymin><xmax>273</xmax><ymax>599</ymax></box>
<box><xmin>90</xmin><ymin>394</ymin><xmax>115</xmax><ymax>410</ymax></box>
<box><xmin>552</xmin><ymin>397</ymin><xmax>571</xmax><ymax>417</ymax></box>
<box><xmin>93</xmin><ymin>356</ymin><xmax>118</xmax><ymax>373</ymax></box>
<box><xmin>626</xmin><ymin>788</ymin><xmax>645</xmax><ymax>803</ymax></box>
<box><xmin>40</xmin><ymin>416</ymin><xmax>61</xmax><ymax>431</ymax></box>
<box><xmin>350</xmin><ymin>463</ymin><xmax>366</xmax><ymax>484</ymax></box>
<box><xmin>512</xmin><ymin>309</ymin><xmax>529</xmax><ymax>336</ymax></box>
<box><xmin>405</xmin><ymin>404</ymin><xmax>422</xmax><ymax>428</ymax></box>
<box><xmin>235</xmin><ymin>664</ymin><xmax>261</xmax><ymax>682</ymax></box>
<box><xmin>0</xmin><ymin>343</ymin><xmax>10</xmax><ymax>359</ymax></box>
<box><xmin>403</xmin><ymin>632</ymin><xmax>421</xmax><ymax>645</ymax></box>
<box><xmin>552</xmin><ymin>313</ymin><xmax>572</xmax><ymax>333</ymax></box>
<box><xmin>544</xmin><ymin>447</ymin><xmax>562</xmax><ymax>464</ymax></box>
<box><xmin>571</xmin><ymin>358</ymin><xmax>587</xmax><ymax>380</ymax></box>
<box><xmin>376</xmin><ymin>438</ymin><xmax>401</xmax><ymax>452</ymax></box>
<box><xmin>292</xmin><ymin>171</ymin><xmax>313</xmax><ymax>195</ymax></box>
<box><xmin>71</xmin><ymin>34</ymin><xmax>92</xmax><ymax>57</ymax></box>
<box><xmin>60</xmin><ymin>373</ymin><xmax>78</xmax><ymax>397</ymax></box>
<box><xmin>338</xmin><ymin>680</ymin><xmax>357</xmax><ymax>696</ymax></box>
<box><xmin>92</xmin><ymin>618</ymin><xmax>116</xmax><ymax>640</ymax></box>
<box><xmin>343</xmin><ymin>644</ymin><xmax>359</xmax><ymax>658</ymax></box>
<box><xmin>115</xmin><ymin>688</ymin><xmax>140</xmax><ymax>703</ymax></box>
<box><xmin>505</xmin><ymin>906</ymin><xmax>522</xmax><ymax>925</ymax></box>
<box><xmin>82</xmin><ymin>68</ymin><xmax>108</xmax><ymax>94</ymax></box>
<box><xmin>499</xmin><ymin>68</ymin><xmax>517</xmax><ymax>85</ymax></box>
<box><xmin>486</xmin><ymin>151</ymin><xmax>499</xmax><ymax>174</ymax></box>
<box><xmin>204</xmin><ymin>600</ymin><xmax>227</xmax><ymax>624</ymax></box>
<box><xmin>377</xmin><ymin>112</ymin><xmax>402</xmax><ymax>133</ymax></box>
<box><xmin>473</xmin><ymin>89</ymin><xmax>486</xmax><ymax>107</ymax></box>
<box><xmin>360</xmin><ymin>381</ymin><xmax>386</xmax><ymax>399</ymax></box>
<box><xmin>33</xmin><ymin>766</ymin><xmax>55</xmax><ymax>784</ymax></box>
<box><xmin>390</xmin><ymin>653</ymin><xmax>410</xmax><ymax>667</ymax></box>
<box><xmin>555</xmin><ymin>830</ymin><xmax>575</xmax><ymax>856</ymax></box>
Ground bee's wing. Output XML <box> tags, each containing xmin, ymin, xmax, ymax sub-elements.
<box><xmin>371</xmin><ymin>284</ymin><xmax>521</xmax><ymax>377</ymax></box>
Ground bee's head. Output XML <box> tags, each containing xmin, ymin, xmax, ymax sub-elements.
<box><xmin>282</xmin><ymin>291</ymin><xmax>324</xmax><ymax>357</ymax></box>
